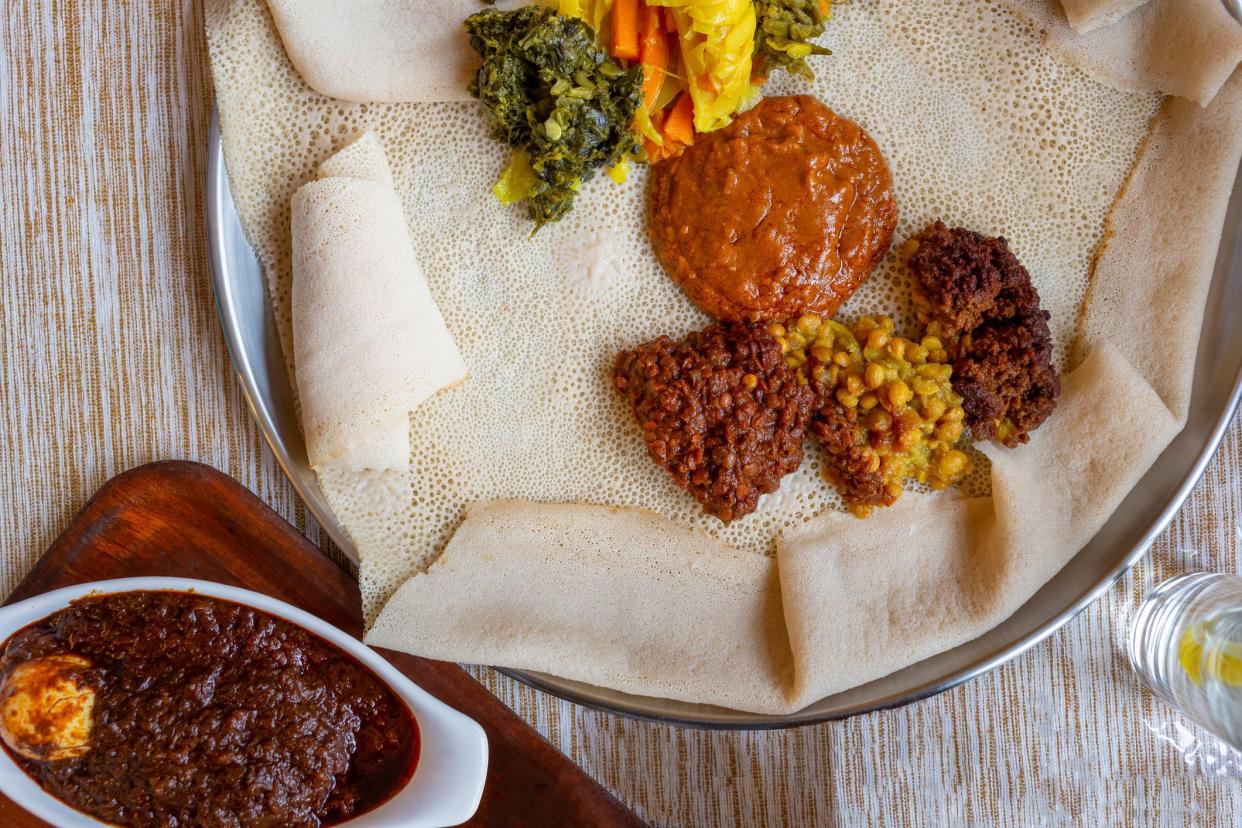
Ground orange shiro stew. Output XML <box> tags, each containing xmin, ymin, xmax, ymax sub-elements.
<box><xmin>648</xmin><ymin>95</ymin><xmax>897</xmax><ymax>323</ymax></box>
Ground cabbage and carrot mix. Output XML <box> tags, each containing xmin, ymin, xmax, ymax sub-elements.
<box><xmin>465</xmin><ymin>0</ymin><xmax>832</xmax><ymax>224</ymax></box>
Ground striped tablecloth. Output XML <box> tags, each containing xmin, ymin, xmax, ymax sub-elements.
<box><xmin>2</xmin><ymin>3</ymin><xmax>1239</xmax><ymax>824</ymax></box>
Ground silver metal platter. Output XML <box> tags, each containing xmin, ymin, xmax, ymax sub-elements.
<box><xmin>208</xmin><ymin>72</ymin><xmax>1242</xmax><ymax>728</ymax></box>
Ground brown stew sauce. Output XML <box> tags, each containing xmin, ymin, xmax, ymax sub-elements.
<box><xmin>0</xmin><ymin>591</ymin><xmax>419</xmax><ymax>827</ymax></box>
<box><xmin>648</xmin><ymin>95</ymin><xmax>897</xmax><ymax>323</ymax></box>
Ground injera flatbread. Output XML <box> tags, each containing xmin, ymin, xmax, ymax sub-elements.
<box><xmin>206</xmin><ymin>0</ymin><xmax>1242</xmax><ymax>710</ymax></box>
<box><xmin>367</xmin><ymin>340</ymin><xmax>1180</xmax><ymax>714</ymax></box>
<box><xmin>1059</xmin><ymin>0</ymin><xmax>1150</xmax><ymax>33</ymax></box>
<box><xmin>264</xmin><ymin>0</ymin><xmax>528</xmax><ymax>104</ymax></box>
<box><xmin>1007</xmin><ymin>0</ymin><xmax>1242</xmax><ymax>105</ymax></box>
<box><xmin>778</xmin><ymin>340</ymin><xmax>1179</xmax><ymax>707</ymax></box>
<box><xmin>264</xmin><ymin>0</ymin><xmax>1242</xmax><ymax>106</ymax></box>
<box><xmin>366</xmin><ymin>500</ymin><xmax>795</xmax><ymax>712</ymax></box>
<box><xmin>1080</xmin><ymin>69</ymin><xmax>1242</xmax><ymax>420</ymax></box>
<box><xmin>291</xmin><ymin>133</ymin><xmax>465</xmax><ymax>473</ymax></box>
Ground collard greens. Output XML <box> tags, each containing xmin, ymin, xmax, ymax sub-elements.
<box><xmin>466</xmin><ymin>6</ymin><xmax>643</xmax><ymax>227</ymax></box>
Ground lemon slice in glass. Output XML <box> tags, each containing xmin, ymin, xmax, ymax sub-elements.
<box><xmin>1179</xmin><ymin>619</ymin><xmax>1242</xmax><ymax>687</ymax></box>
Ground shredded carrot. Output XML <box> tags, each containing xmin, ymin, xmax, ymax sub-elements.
<box><xmin>819</xmin><ymin>0</ymin><xmax>831</xmax><ymax>16</ymax></box>
<box><xmin>643</xmin><ymin>108</ymin><xmax>668</xmax><ymax>162</ymax></box>
<box><xmin>661</xmin><ymin>92</ymin><xmax>695</xmax><ymax>148</ymax></box>
<box><xmin>638</xmin><ymin>4</ymin><xmax>669</xmax><ymax>110</ymax></box>
<box><xmin>643</xmin><ymin>137</ymin><xmax>665</xmax><ymax>162</ymax></box>
<box><xmin>611</xmin><ymin>0</ymin><xmax>640</xmax><ymax>61</ymax></box>
<box><xmin>663</xmin><ymin>6</ymin><xmax>678</xmax><ymax>33</ymax></box>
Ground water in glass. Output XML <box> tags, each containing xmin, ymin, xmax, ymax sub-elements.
<box><xmin>1130</xmin><ymin>572</ymin><xmax>1242</xmax><ymax>751</ymax></box>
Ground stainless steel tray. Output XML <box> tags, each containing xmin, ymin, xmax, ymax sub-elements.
<box><xmin>208</xmin><ymin>100</ymin><xmax>1242</xmax><ymax>728</ymax></box>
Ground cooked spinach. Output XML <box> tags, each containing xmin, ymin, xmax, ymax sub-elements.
<box><xmin>754</xmin><ymin>0</ymin><xmax>832</xmax><ymax>81</ymax></box>
<box><xmin>465</xmin><ymin>6</ymin><xmax>643</xmax><ymax>227</ymax></box>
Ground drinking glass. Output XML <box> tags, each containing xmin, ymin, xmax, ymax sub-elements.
<box><xmin>1129</xmin><ymin>572</ymin><xmax>1242</xmax><ymax>751</ymax></box>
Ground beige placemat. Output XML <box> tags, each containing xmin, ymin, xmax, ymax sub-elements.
<box><xmin>1</xmin><ymin>2</ymin><xmax>1239</xmax><ymax>824</ymax></box>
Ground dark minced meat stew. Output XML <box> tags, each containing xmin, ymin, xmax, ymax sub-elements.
<box><xmin>0</xmin><ymin>591</ymin><xmax>418</xmax><ymax>828</ymax></box>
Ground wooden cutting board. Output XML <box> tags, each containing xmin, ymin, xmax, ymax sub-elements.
<box><xmin>0</xmin><ymin>461</ymin><xmax>645</xmax><ymax>828</ymax></box>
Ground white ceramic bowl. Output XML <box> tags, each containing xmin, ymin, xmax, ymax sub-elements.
<box><xmin>0</xmin><ymin>578</ymin><xmax>488</xmax><ymax>828</ymax></box>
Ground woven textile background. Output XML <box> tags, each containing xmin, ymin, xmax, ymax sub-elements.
<box><xmin>2</xmin><ymin>2</ymin><xmax>1241</xmax><ymax>825</ymax></box>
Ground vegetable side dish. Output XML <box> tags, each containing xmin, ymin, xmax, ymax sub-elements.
<box><xmin>774</xmin><ymin>314</ymin><xmax>971</xmax><ymax>517</ymax></box>
<box><xmin>466</xmin><ymin>1</ymin><xmax>834</xmax><ymax>225</ymax></box>
<box><xmin>460</xmin><ymin>5</ymin><xmax>1059</xmax><ymax>521</ymax></box>
<box><xmin>753</xmin><ymin>0</ymin><xmax>831</xmax><ymax>80</ymax></box>
<box><xmin>467</xmin><ymin>6</ymin><xmax>643</xmax><ymax>227</ymax></box>
<box><xmin>0</xmin><ymin>592</ymin><xmax>419</xmax><ymax>828</ymax></box>
<box><xmin>615</xmin><ymin>223</ymin><xmax>1059</xmax><ymax>521</ymax></box>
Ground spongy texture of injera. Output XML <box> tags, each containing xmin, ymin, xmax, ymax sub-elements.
<box><xmin>767</xmin><ymin>71</ymin><xmax>1242</xmax><ymax>709</ymax></box>
<box><xmin>205</xmin><ymin>0</ymin><xmax>1160</xmax><ymax>626</ymax></box>
<box><xmin>363</xmin><ymin>341</ymin><xmax>1185</xmax><ymax>714</ymax></box>
<box><xmin>1006</xmin><ymin>0</ymin><xmax>1242</xmax><ymax>105</ymax></box>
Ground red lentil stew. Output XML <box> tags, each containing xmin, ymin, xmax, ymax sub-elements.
<box><xmin>648</xmin><ymin>95</ymin><xmax>897</xmax><ymax>323</ymax></box>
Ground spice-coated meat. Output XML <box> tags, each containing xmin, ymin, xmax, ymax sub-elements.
<box><xmin>907</xmin><ymin>222</ymin><xmax>1060</xmax><ymax>446</ymax></box>
<box><xmin>952</xmin><ymin>319</ymin><xmax>1060</xmax><ymax>446</ymax></box>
